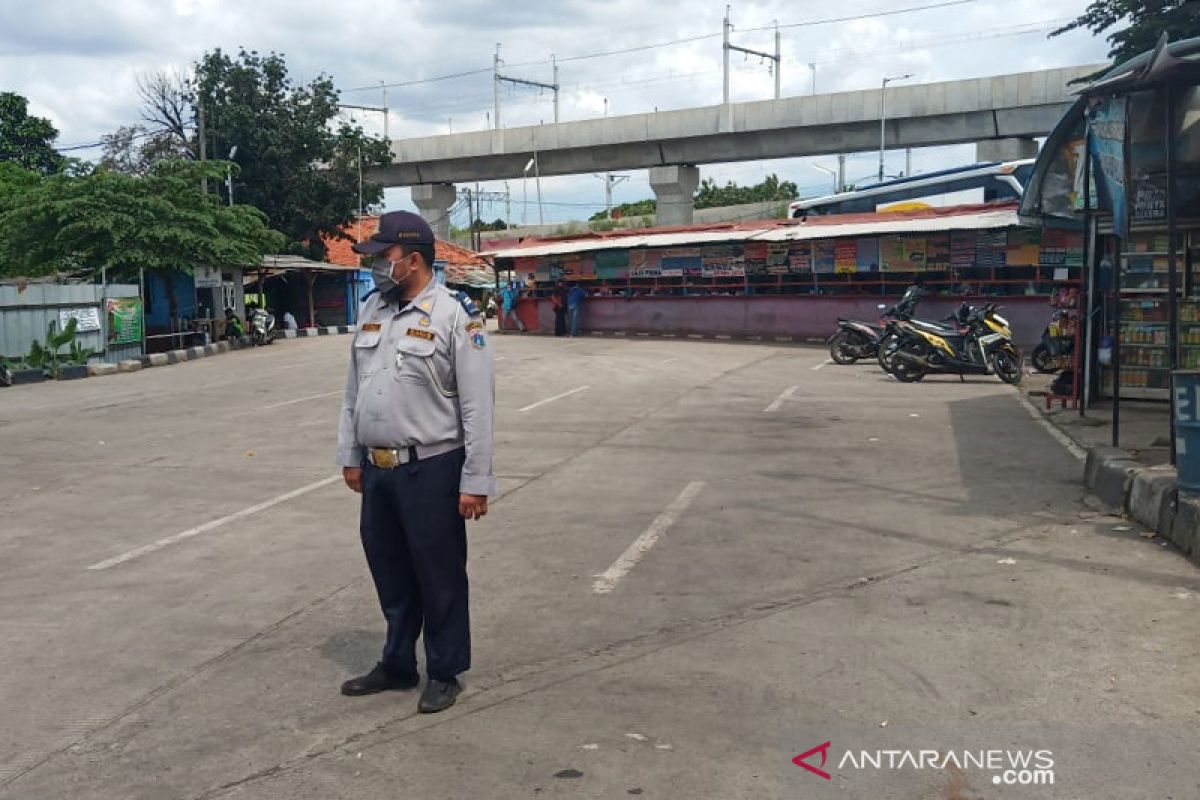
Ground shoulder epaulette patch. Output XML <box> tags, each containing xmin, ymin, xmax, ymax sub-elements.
<box><xmin>454</xmin><ymin>290</ymin><xmax>481</xmax><ymax>317</ymax></box>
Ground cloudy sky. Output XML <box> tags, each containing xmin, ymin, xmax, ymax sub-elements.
<box><xmin>1</xmin><ymin>0</ymin><xmax>1111</xmax><ymax>225</ymax></box>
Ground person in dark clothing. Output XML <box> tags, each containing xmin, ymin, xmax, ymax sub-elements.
<box><xmin>552</xmin><ymin>281</ymin><xmax>568</xmax><ymax>337</ymax></box>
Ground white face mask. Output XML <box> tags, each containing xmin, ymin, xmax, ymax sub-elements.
<box><xmin>371</xmin><ymin>254</ymin><xmax>415</xmax><ymax>293</ymax></box>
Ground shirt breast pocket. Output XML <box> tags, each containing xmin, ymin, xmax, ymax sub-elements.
<box><xmin>394</xmin><ymin>337</ymin><xmax>436</xmax><ymax>385</ymax></box>
<box><xmin>354</xmin><ymin>331</ymin><xmax>383</xmax><ymax>377</ymax></box>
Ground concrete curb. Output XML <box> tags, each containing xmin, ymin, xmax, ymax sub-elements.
<box><xmin>10</xmin><ymin>368</ymin><xmax>46</xmax><ymax>385</ymax></box>
<box><xmin>299</xmin><ymin>328</ymin><xmax>319</xmax><ymax>337</ymax></box>
<box><xmin>1084</xmin><ymin>446</ymin><xmax>1199</xmax><ymax>566</ymax></box>
<box><xmin>55</xmin><ymin>365</ymin><xmax>89</xmax><ymax>381</ymax></box>
<box><xmin>88</xmin><ymin>363</ymin><xmax>119</xmax><ymax>377</ymax></box>
<box><xmin>117</xmin><ymin>359</ymin><xmax>143</xmax><ymax>373</ymax></box>
<box><xmin>1084</xmin><ymin>446</ymin><xmax>1140</xmax><ymax>510</ymax></box>
<box><xmin>281</xmin><ymin>330</ymin><xmax>298</xmax><ymax>339</ymax></box>
<box><xmin>520</xmin><ymin>330</ymin><xmax>808</xmax><ymax>344</ymax></box>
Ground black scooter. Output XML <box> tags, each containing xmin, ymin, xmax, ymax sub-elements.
<box><xmin>1031</xmin><ymin>312</ymin><xmax>1074</xmax><ymax>373</ymax></box>
<box><xmin>828</xmin><ymin>286</ymin><xmax>923</xmax><ymax>364</ymax></box>
<box><xmin>0</xmin><ymin>362</ymin><xmax>10</xmax><ymax>388</ymax></box>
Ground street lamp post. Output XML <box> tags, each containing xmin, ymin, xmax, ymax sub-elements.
<box><xmin>811</xmin><ymin>163</ymin><xmax>838</xmax><ymax>194</ymax></box>
<box><xmin>879</xmin><ymin>74</ymin><xmax>912</xmax><ymax>182</ymax></box>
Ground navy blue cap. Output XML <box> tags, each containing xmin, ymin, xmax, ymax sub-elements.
<box><xmin>352</xmin><ymin>211</ymin><xmax>435</xmax><ymax>255</ymax></box>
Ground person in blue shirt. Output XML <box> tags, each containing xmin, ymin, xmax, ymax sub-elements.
<box><xmin>500</xmin><ymin>281</ymin><xmax>525</xmax><ymax>332</ymax></box>
<box><xmin>567</xmin><ymin>284</ymin><xmax>587</xmax><ymax>338</ymax></box>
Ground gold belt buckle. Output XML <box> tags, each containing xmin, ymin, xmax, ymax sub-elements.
<box><xmin>371</xmin><ymin>448</ymin><xmax>400</xmax><ymax>469</ymax></box>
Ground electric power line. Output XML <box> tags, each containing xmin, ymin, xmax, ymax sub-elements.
<box><xmin>350</xmin><ymin>17</ymin><xmax>1071</xmax><ymax>126</ymax></box>
<box><xmin>345</xmin><ymin>0</ymin><xmax>983</xmax><ymax>94</ymax></box>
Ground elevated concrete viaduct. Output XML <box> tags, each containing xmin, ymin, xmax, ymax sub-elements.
<box><xmin>368</xmin><ymin>65</ymin><xmax>1101</xmax><ymax>232</ymax></box>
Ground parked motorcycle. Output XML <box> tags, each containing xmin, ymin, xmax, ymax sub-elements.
<box><xmin>248</xmin><ymin>307</ymin><xmax>277</xmax><ymax>346</ymax></box>
<box><xmin>876</xmin><ymin>294</ymin><xmax>974</xmax><ymax>375</ymax></box>
<box><xmin>828</xmin><ymin>285</ymin><xmax>923</xmax><ymax>365</ymax></box>
<box><xmin>1031</xmin><ymin>311</ymin><xmax>1074</xmax><ymax>373</ymax></box>
<box><xmin>0</xmin><ymin>361</ymin><xmax>11</xmax><ymax>388</ymax></box>
<box><xmin>888</xmin><ymin>303</ymin><xmax>1023</xmax><ymax>385</ymax></box>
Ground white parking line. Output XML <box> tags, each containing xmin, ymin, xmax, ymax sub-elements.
<box><xmin>593</xmin><ymin>481</ymin><xmax>706</xmax><ymax>594</ymax></box>
<box><xmin>518</xmin><ymin>385</ymin><xmax>590</xmax><ymax>413</ymax></box>
<box><xmin>262</xmin><ymin>390</ymin><xmax>341</xmax><ymax>410</ymax></box>
<box><xmin>811</xmin><ymin>360</ymin><xmax>833</xmax><ymax>371</ymax></box>
<box><xmin>1012</xmin><ymin>389</ymin><xmax>1086</xmax><ymax>462</ymax></box>
<box><xmin>764</xmin><ymin>385</ymin><xmax>799</xmax><ymax>413</ymax></box>
<box><xmin>86</xmin><ymin>475</ymin><xmax>342</xmax><ymax>570</ymax></box>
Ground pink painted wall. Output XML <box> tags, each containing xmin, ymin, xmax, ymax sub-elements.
<box><xmin>503</xmin><ymin>295</ymin><xmax>1049</xmax><ymax>350</ymax></box>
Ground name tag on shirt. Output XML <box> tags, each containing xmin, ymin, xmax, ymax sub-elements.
<box><xmin>360</xmin><ymin>322</ymin><xmax>382</xmax><ymax>332</ymax></box>
<box><xmin>407</xmin><ymin>328</ymin><xmax>435</xmax><ymax>341</ymax></box>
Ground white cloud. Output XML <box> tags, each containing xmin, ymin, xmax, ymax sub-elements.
<box><xmin>1</xmin><ymin>0</ymin><xmax>1110</xmax><ymax>221</ymax></box>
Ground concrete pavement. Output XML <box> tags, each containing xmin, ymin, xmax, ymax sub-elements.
<box><xmin>1</xmin><ymin>331</ymin><xmax>1197</xmax><ymax>799</ymax></box>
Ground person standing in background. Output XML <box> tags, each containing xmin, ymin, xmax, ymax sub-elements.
<box><xmin>552</xmin><ymin>281</ymin><xmax>568</xmax><ymax>337</ymax></box>
<box><xmin>501</xmin><ymin>281</ymin><xmax>525</xmax><ymax>333</ymax></box>
<box><xmin>567</xmin><ymin>283</ymin><xmax>587</xmax><ymax>338</ymax></box>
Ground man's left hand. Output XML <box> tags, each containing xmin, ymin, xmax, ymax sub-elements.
<box><xmin>459</xmin><ymin>494</ymin><xmax>488</xmax><ymax>520</ymax></box>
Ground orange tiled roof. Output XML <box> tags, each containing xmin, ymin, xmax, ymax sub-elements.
<box><xmin>323</xmin><ymin>216</ymin><xmax>489</xmax><ymax>269</ymax></box>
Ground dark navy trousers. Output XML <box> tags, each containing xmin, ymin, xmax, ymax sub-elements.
<box><xmin>359</xmin><ymin>448</ymin><xmax>470</xmax><ymax>682</ymax></box>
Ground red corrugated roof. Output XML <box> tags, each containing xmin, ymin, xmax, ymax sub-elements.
<box><xmin>498</xmin><ymin>202</ymin><xmax>1021</xmax><ymax>250</ymax></box>
<box><xmin>322</xmin><ymin>216</ymin><xmax>490</xmax><ymax>269</ymax></box>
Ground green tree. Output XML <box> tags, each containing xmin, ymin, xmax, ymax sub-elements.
<box><xmin>0</xmin><ymin>160</ymin><xmax>285</xmax><ymax>281</ymax></box>
<box><xmin>1051</xmin><ymin>1</ymin><xmax>1200</xmax><ymax>64</ymax></box>
<box><xmin>0</xmin><ymin>92</ymin><xmax>65</xmax><ymax>174</ymax></box>
<box><xmin>694</xmin><ymin>173</ymin><xmax>799</xmax><ymax>209</ymax></box>
<box><xmin>193</xmin><ymin>48</ymin><xmax>392</xmax><ymax>260</ymax></box>
<box><xmin>588</xmin><ymin>198</ymin><xmax>656</xmax><ymax>221</ymax></box>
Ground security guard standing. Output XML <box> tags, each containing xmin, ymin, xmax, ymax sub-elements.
<box><xmin>336</xmin><ymin>211</ymin><xmax>495</xmax><ymax>714</ymax></box>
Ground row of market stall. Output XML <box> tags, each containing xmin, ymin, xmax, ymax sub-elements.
<box><xmin>486</xmin><ymin>203</ymin><xmax>1083</xmax><ymax>349</ymax></box>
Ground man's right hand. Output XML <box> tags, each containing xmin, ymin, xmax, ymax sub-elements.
<box><xmin>343</xmin><ymin>467</ymin><xmax>363</xmax><ymax>494</ymax></box>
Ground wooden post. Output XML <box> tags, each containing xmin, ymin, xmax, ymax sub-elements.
<box><xmin>306</xmin><ymin>270</ymin><xmax>317</xmax><ymax>328</ymax></box>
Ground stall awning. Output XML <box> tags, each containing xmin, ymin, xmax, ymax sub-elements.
<box><xmin>483</xmin><ymin>204</ymin><xmax>1023</xmax><ymax>260</ymax></box>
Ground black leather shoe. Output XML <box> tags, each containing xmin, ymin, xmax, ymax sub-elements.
<box><xmin>418</xmin><ymin>678</ymin><xmax>461</xmax><ymax>713</ymax></box>
<box><xmin>340</xmin><ymin>663</ymin><xmax>419</xmax><ymax>696</ymax></box>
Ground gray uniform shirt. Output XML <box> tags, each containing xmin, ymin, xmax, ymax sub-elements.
<box><xmin>336</xmin><ymin>279</ymin><xmax>496</xmax><ymax>496</ymax></box>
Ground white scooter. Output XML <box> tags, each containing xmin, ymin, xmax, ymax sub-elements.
<box><xmin>249</xmin><ymin>307</ymin><xmax>277</xmax><ymax>346</ymax></box>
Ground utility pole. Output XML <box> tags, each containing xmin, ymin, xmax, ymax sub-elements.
<box><xmin>722</xmin><ymin>6</ymin><xmax>730</xmax><ymax>106</ymax></box>
<box><xmin>380</xmin><ymin>81</ymin><xmax>389</xmax><ymax>140</ymax></box>
<box><xmin>879</xmin><ymin>74</ymin><xmax>912</xmax><ymax>182</ymax></box>
<box><xmin>905</xmin><ymin>148</ymin><xmax>912</xmax><ymax>178</ymax></box>
<box><xmin>837</xmin><ymin>154</ymin><xmax>845</xmax><ymax>193</ymax></box>
<box><xmin>460</xmin><ymin>186</ymin><xmax>508</xmax><ymax>247</ymax></box>
<box><xmin>723</xmin><ymin>6</ymin><xmax>782</xmax><ymax>103</ymax></box>
<box><xmin>774</xmin><ymin>22</ymin><xmax>781</xmax><ymax>100</ymax></box>
<box><xmin>593</xmin><ymin>173</ymin><xmax>630</xmax><ymax>218</ymax></box>
<box><xmin>809</xmin><ymin>63</ymin><xmax>817</xmax><ymax>95</ymax></box>
<box><xmin>197</xmin><ymin>103</ymin><xmax>208</xmax><ymax>195</ymax></box>
<box><xmin>493</xmin><ymin>44</ymin><xmax>501</xmax><ymax>130</ymax></box>
<box><xmin>494</xmin><ymin>44</ymin><xmax>560</xmax><ymax>127</ymax></box>
<box><xmin>475</xmin><ymin>181</ymin><xmax>482</xmax><ymax>251</ymax></box>
<box><xmin>552</xmin><ymin>54</ymin><xmax>559</xmax><ymax>123</ymax></box>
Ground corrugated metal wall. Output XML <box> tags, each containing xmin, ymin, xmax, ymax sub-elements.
<box><xmin>0</xmin><ymin>283</ymin><xmax>141</xmax><ymax>364</ymax></box>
